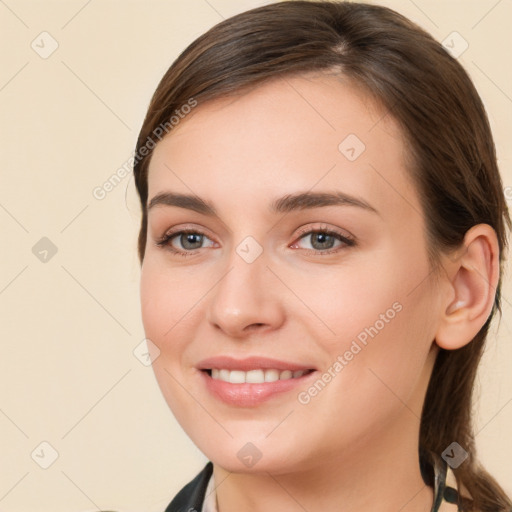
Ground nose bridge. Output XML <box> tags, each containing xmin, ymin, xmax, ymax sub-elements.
<box><xmin>206</xmin><ymin>235</ymin><xmax>285</xmax><ymax>336</ymax></box>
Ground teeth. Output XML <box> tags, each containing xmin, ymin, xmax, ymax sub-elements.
<box><xmin>265</xmin><ymin>369</ymin><xmax>279</xmax><ymax>382</ymax></box>
<box><xmin>246</xmin><ymin>369</ymin><xmax>265</xmax><ymax>383</ymax></box>
<box><xmin>229</xmin><ymin>370</ymin><xmax>245</xmax><ymax>384</ymax></box>
<box><xmin>209</xmin><ymin>369</ymin><xmax>307</xmax><ymax>383</ymax></box>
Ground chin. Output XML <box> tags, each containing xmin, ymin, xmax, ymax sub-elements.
<box><xmin>191</xmin><ymin>431</ymin><xmax>307</xmax><ymax>475</ymax></box>
<box><xmin>209</xmin><ymin>450</ymin><xmax>297</xmax><ymax>474</ymax></box>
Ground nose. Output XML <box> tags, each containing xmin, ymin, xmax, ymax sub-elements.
<box><xmin>206</xmin><ymin>249</ymin><xmax>286</xmax><ymax>339</ymax></box>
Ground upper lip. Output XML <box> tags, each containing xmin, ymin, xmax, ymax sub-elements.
<box><xmin>196</xmin><ymin>356</ymin><xmax>315</xmax><ymax>372</ymax></box>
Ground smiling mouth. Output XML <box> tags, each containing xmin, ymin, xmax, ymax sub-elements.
<box><xmin>199</xmin><ymin>363</ymin><xmax>317</xmax><ymax>407</ymax></box>
<box><xmin>202</xmin><ymin>368</ymin><xmax>315</xmax><ymax>384</ymax></box>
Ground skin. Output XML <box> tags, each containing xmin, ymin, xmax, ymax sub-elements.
<box><xmin>140</xmin><ymin>73</ymin><xmax>499</xmax><ymax>512</ymax></box>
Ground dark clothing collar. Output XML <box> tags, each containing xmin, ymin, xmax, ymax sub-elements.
<box><xmin>164</xmin><ymin>457</ymin><xmax>468</xmax><ymax>512</ymax></box>
<box><xmin>165</xmin><ymin>461</ymin><xmax>213</xmax><ymax>512</ymax></box>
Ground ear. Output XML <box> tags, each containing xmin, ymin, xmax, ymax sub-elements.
<box><xmin>435</xmin><ymin>224</ymin><xmax>500</xmax><ymax>350</ymax></box>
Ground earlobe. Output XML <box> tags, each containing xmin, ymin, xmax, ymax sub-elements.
<box><xmin>435</xmin><ymin>224</ymin><xmax>499</xmax><ymax>351</ymax></box>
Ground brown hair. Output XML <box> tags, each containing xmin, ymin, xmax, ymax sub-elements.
<box><xmin>133</xmin><ymin>1</ymin><xmax>511</xmax><ymax>509</ymax></box>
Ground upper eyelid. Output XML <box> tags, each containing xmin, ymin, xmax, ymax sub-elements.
<box><xmin>161</xmin><ymin>224</ymin><xmax>215</xmax><ymax>238</ymax></box>
<box><xmin>160</xmin><ymin>224</ymin><xmax>349</xmax><ymax>238</ymax></box>
<box><xmin>295</xmin><ymin>224</ymin><xmax>352</xmax><ymax>237</ymax></box>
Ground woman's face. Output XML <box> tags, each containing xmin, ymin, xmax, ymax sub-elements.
<box><xmin>141</xmin><ymin>74</ymin><xmax>443</xmax><ymax>473</ymax></box>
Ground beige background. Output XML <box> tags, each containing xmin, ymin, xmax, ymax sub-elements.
<box><xmin>0</xmin><ymin>0</ymin><xmax>511</xmax><ymax>510</ymax></box>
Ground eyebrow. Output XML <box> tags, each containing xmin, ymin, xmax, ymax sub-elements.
<box><xmin>147</xmin><ymin>191</ymin><xmax>378</xmax><ymax>216</ymax></box>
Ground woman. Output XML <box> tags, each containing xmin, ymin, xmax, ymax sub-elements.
<box><xmin>133</xmin><ymin>1</ymin><xmax>511</xmax><ymax>511</ymax></box>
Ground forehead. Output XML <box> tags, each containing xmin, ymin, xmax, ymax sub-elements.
<box><xmin>147</xmin><ymin>73</ymin><xmax>420</xmax><ymax>220</ymax></box>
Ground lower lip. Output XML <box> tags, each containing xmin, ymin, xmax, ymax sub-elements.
<box><xmin>200</xmin><ymin>370</ymin><xmax>316</xmax><ymax>407</ymax></box>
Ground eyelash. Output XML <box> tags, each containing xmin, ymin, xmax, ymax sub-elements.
<box><xmin>155</xmin><ymin>225</ymin><xmax>356</xmax><ymax>258</ymax></box>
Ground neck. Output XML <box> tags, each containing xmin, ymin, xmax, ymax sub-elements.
<box><xmin>213</xmin><ymin>410</ymin><xmax>433</xmax><ymax>512</ymax></box>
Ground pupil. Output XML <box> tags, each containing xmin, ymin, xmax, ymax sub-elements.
<box><xmin>312</xmin><ymin>233</ymin><xmax>333</xmax><ymax>250</ymax></box>
<box><xmin>182</xmin><ymin>233</ymin><xmax>202</xmax><ymax>249</ymax></box>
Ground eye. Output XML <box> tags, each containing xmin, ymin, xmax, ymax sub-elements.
<box><xmin>291</xmin><ymin>226</ymin><xmax>355</xmax><ymax>254</ymax></box>
<box><xmin>155</xmin><ymin>229</ymin><xmax>216</xmax><ymax>256</ymax></box>
<box><xmin>155</xmin><ymin>225</ymin><xmax>355</xmax><ymax>257</ymax></box>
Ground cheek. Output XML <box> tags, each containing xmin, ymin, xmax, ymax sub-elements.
<box><xmin>294</xmin><ymin>283</ymin><xmax>437</xmax><ymax>456</ymax></box>
<box><xmin>298</xmin><ymin>247</ymin><xmax>436</xmax><ymax>403</ymax></box>
<box><xmin>284</xmin><ymin>254</ymin><xmax>414</xmax><ymax>350</ymax></box>
<box><xmin>140</xmin><ymin>260</ymin><xmax>200</xmax><ymax>420</ymax></box>
<box><xmin>140</xmin><ymin>254</ymin><xmax>199</xmax><ymax>326</ymax></box>
<box><xmin>140</xmin><ymin>264</ymin><xmax>167</xmax><ymax>342</ymax></box>
<box><xmin>140</xmin><ymin>259</ymin><xmax>192</xmax><ymax>355</ymax></box>
<box><xmin>140</xmin><ymin>257</ymin><xmax>216</xmax><ymax>385</ymax></box>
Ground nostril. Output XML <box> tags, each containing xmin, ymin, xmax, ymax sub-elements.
<box><xmin>247</xmin><ymin>323</ymin><xmax>265</xmax><ymax>330</ymax></box>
